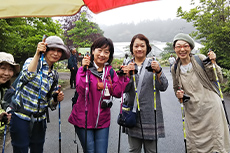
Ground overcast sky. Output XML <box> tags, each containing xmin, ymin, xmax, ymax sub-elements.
<box><xmin>92</xmin><ymin>0</ymin><xmax>199</xmax><ymax>25</ymax></box>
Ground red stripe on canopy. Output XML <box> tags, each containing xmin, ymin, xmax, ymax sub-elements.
<box><xmin>84</xmin><ymin>0</ymin><xmax>157</xmax><ymax>14</ymax></box>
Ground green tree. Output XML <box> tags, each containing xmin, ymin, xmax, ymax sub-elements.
<box><xmin>0</xmin><ymin>17</ymin><xmax>63</xmax><ymax>65</ymax></box>
<box><xmin>67</xmin><ymin>11</ymin><xmax>103</xmax><ymax>48</ymax></box>
<box><xmin>177</xmin><ymin>0</ymin><xmax>230</xmax><ymax>68</ymax></box>
<box><xmin>160</xmin><ymin>42</ymin><xmax>175</xmax><ymax>60</ymax></box>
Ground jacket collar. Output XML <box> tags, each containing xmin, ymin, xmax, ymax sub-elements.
<box><xmin>89</xmin><ymin>62</ymin><xmax>110</xmax><ymax>79</ymax></box>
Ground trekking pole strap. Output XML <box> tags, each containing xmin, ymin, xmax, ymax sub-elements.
<box><xmin>132</xmin><ymin>58</ymin><xmax>149</xmax><ymax>112</ymax></box>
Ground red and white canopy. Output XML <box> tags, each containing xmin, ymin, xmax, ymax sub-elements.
<box><xmin>0</xmin><ymin>0</ymin><xmax>157</xmax><ymax>18</ymax></box>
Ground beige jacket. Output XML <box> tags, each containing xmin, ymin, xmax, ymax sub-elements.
<box><xmin>171</xmin><ymin>54</ymin><xmax>230</xmax><ymax>153</ymax></box>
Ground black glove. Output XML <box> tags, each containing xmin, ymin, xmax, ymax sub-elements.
<box><xmin>183</xmin><ymin>94</ymin><xmax>190</xmax><ymax>103</ymax></box>
<box><xmin>1</xmin><ymin>114</ymin><xmax>8</xmax><ymax>126</ymax></box>
<box><xmin>116</xmin><ymin>67</ymin><xmax>126</xmax><ymax>76</ymax></box>
<box><xmin>52</xmin><ymin>92</ymin><xmax>58</xmax><ymax>102</ymax></box>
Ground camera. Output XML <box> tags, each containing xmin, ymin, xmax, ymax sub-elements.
<box><xmin>101</xmin><ymin>99</ymin><xmax>113</xmax><ymax>108</ymax></box>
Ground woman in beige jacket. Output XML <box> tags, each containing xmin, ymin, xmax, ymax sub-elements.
<box><xmin>171</xmin><ymin>33</ymin><xmax>230</xmax><ymax>153</ymax></box>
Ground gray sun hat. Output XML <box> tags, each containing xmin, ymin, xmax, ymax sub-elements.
<box><xmin>0</xmin><ymin>52</ymin><xmax>20</xmax><ymax>73</ymax></box>
<box><xmin>173</xmin><ymin>33</ymin><xmax>195</xmax><ymax>50</ymax></box>
<box><xmin>45</xmin><ymin>36</ymin><xmax>70</xmax><ymax>61</ymax></box>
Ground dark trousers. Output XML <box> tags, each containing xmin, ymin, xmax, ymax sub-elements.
<box><xmin>70</xmin><ymin>69</ymin><xmax>77</xmax><ymax>88</ymax></box>
<box><xmin>10</xmin><ymin>113</ymin><xmax>46</xmax><ymax>153</ymax></box>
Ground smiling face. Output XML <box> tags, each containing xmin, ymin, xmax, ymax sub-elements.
<box><xmin>174</xmin><ymin>40</ymin><xmax>191</xmax><ymax>60</ymax></box>
<box><xmin>132</xmin><ymin>38</ymin><xmax>147</xmax><ymax>60</ymax></box>
<box><xmin>0</xmin><ymin>62</ymin><xmax>14</xmax><ymax>85</ymax></box>
<box><xmin>45</xmin><ymin>48</ymin><xmax>63</xmax><ymax>66</ymax></box>
<box><xmin>92</xmin><ymin>45</ymin><xmax>110</xmax><ymax>68</ymax></box>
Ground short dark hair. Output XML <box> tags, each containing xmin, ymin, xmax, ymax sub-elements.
<box><xmin>90</xmin><ymin>37</ymin><xmax>114</xmax><ymax>65</ymax></box>
<box><xmin>130</xmin><ymin>34</ymin><xmax>152</xmax><ymax>56</ymax></box>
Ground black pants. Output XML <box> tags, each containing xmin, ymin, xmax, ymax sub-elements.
<box><xmin>10</xmin><ymin>113</ymin><xmax>46</xmax><ymax>153</ymax></box>
<box><xmin>70</xmin><ymin>69</ymin><xmax>77</xmax><ymax>88</ymax></box>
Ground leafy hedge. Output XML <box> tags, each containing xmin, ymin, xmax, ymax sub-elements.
<box><xmin>222</xmin><ymin>68</ymin><xmax>230</xmax><ymax>94</ymax></box>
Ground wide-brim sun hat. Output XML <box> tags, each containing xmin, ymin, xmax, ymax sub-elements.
<box><xmin>45</xmin><ymin>36</ymin><xmax>70</xmax><ymax>61</ymax></box>
<box><xmin>0</xmin><ymin>52</ymin><xmax>20</xmax><ymax>73</ymax></box>
<box><xmin>173</xmin><ymin>33</ymin><xmax>195</xmax><ymax>50</ymax></box>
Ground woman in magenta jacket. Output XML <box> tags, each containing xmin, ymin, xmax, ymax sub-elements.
<box><xmin>68</xmin><ymin>37</ymin><xmax>130</xmax><ymax>153</ymax></box>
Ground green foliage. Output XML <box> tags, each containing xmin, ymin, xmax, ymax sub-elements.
<box><xmin>159</xmin><ymin>59</ymin><xmax>170</xmax><ymax>67</ymax></box>
<box><xmin>111</xmin><ymin>58</ymin><xmax>123</xmax><ymax>70</ymax></box>
<box><xmin>54</xmin><ymin>60</ymin><xmax>68</xmax><ymax>70</ymax></box>
<box><xmin>0</xmin><ymin>17</ymin><xmax>63</xmax><ymax>66</ymax></box>
<box><xmin>67</xmin><ymin>12</ymin><xmax>104</xmax><ymax>48</ymax></box>
<box><xmin>177</xmin><ymin>0</ymin><xmax>230</xmax><ymax>69</ymax></box>
<box><xmin>222</xmin><ymin>68</ymin><xmax>230</xmax><ymax>94</ymax></box>
<box><xmin>160</xmin><ymin>42</ymin><xmax>176</xmax><ymax>61</ymax></box>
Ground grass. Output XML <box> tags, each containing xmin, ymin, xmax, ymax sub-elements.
<box><xmin>58</xmin><ymin>79</ymin><xmax>69</xmax><ymax>89</ymax></box>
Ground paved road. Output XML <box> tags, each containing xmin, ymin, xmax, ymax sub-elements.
<box><xmin>4</xmin><ymin>67</ymin><xmax>230</xmax><ymax>153</ymax></box>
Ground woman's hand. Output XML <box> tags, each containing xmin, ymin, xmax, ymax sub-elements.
<box><xmin>176</xmin><ymin>90</ymin><xmax>184</xmax><ymax>99</ymax></box>
<box><xmin>57</xmin><ymin>91</ymin><xmax>64</xmax><ymax>102</ymax></box>
<box><xmin>0</xmin><ymin>112</ymin><xmax>11</xmax><ymax>123</ymax></box>
<box><xmin>151</xmin><ymin>61</ymin><xmax>161</xmax><ymax>72</ymax></box>
<box><xmin>82</xmin><ymin>56</ymin><xmax>90</xmax><ymax>68</ymax></box>
<box><xmin>120</xmin><ymin>65</ymin><xmax>130</xmax><ymax>77</ymax></box>
<box><xmin>208</xmin><ymin>51</ymin><xmax>216</xmax><ymax>61</ymax></box>
<box><xmin>128</xmin><ymin>63</ymin><xmax>135</xmax><ymax>71</ymax></box>
<box><xmin>35</xmin><ymin>42</ymin><xmax>47</xmax><ymax>57</ymax></box>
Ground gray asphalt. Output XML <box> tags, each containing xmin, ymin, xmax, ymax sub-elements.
<box><xmin>3</xmin><ymin>67</ymin><xmax>230</xmax><ymax>153</ymax></box>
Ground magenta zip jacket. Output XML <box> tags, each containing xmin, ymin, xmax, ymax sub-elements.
<box><xmin>68</xmin><ymin>65</ymin><xmax>130</xmax><ymax>129</ymax></box>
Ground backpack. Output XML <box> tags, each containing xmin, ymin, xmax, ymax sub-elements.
<box><xmin>71</xmin><ymin>68</ymin><xmax>114</xmax><ymax>107</ymax></box>
<box><xmin>3</xmin><ymin>60</ymin><xmax>58</xmax><ymax>115</ymax></box>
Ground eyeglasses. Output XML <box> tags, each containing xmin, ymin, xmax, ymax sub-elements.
<box><xmin>175</xmin><ymin>45</ymin><xmax>190</xmax><ymax>50</ymax></box>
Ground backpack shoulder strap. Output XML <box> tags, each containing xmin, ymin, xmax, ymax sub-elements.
<box><xmin>46</xmin><ymin>70</ymin><xmax>59</xmax><ymax>101</ymax></box>
<box><xmin>194</xmin><ymin>54</ymin><xmax>205</xmax><ymax>70</ymax></box>
<box><xmin>174</xmin><ymin>61</ymin><xmax>178</xmax><ymax>73</ymax></box>
<box><xmin>109</xmin><ymin>68</ymin><xmax>114</xmax><ymax>79</ymax></box>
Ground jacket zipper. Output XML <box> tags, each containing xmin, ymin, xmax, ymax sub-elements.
<box><xmin>95</xmin><ymin>67</ymin><xmax>109</xmax><ymax>128</ymax></box>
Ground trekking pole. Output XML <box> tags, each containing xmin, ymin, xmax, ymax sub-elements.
<box><xmin>146</xmin><ymin>58</ymin><xmax>157</xmax><ymax>153</ymax></box>
<box><xmin>116</xmin><ymin>67</ymin><xmax>126</xmax><ymax>153</ymax></box>
<box><xmin>57</xmin><ymin>85</ymin><xmax>61</xmax><ymax>153</ymax></box>
<box><xmin>132</xmin><ymin>61</ymin><xmax>146</xmax><ymax>153</ymax></box>
<box><xmin>152</xmin><ymin>64</ymin><xmax>157</xmax><ymax>153</ymax></box>
<box><xmin>118</xmin><ymin>78</ymin><xmax>124</xmax><ymax>153</ymax></box>
<box><xmin>84</xmin><ymin>52</ymin><xmax>90</xmax><ymax>153</ymax></box>
<box><xmin>1</xmin><ymin>114</ymin><xmax>8</xmax><ymax>153</ymax></box>
<box><xmin>37</xmin><ymin>35</ymin><xmax>47</xmax><ymax>122</ymax></box>
<box><xmin>177</xmin><ymin>86</ymin><xmax>190</xmax><ymax>153</ymax></box>
<box><xmin>73</xmin><ymin>132</ymin><xmax>79</xmax><ymax>153</ymax></box>
<box><xmin>208</xmin><ymin>49</ymin><xmax>230</xmax><ymax>125</ymax></box>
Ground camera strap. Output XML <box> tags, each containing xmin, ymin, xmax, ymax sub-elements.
<box><xmin>132</xmin><ymin>58</ymin><xmax>149</xmax><ymax>113</ymax></box>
